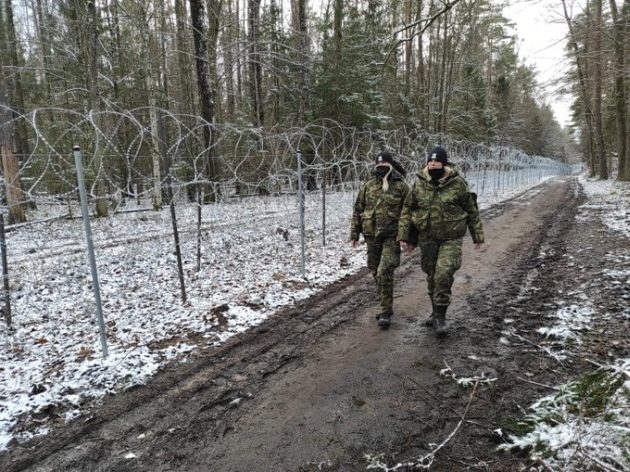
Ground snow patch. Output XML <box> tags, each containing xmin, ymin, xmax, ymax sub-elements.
<box><xmin>536</xmin><ymin>304</ymin><xmax>594</xmax><ymax>343</ymax></box>
<box><xmin>499</xmin><ymin>359</ymin><xmax>630</xmax><ymax>472</ymax></box>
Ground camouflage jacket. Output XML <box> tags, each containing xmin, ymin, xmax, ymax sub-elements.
<box><xmin>397</xmin><ymin>166</ymin><xmax>484</xmax><ymax>244</ymax></box>
<box><xmin>350</xmin><ymin>173</ymin><xmax>410</xmax><ymax>241</ymax></box>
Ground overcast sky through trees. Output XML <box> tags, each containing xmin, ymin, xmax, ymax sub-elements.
<box><xmin>504</xmin><ymin>0</ymin><xmax>575</xmax><ymax>127</ymax></box>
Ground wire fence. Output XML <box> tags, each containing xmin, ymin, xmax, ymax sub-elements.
<box><xmin>0</xmin><ymin>107</ymin><xmax>574</xmax><ymax>344</ymax></box>
<box><xmin>3</xmin><ymin>108</ymin><xmax>572</xmax><ymax>208</ymax></box>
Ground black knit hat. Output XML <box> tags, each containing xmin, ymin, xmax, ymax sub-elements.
<box><xmin>375</xmin><ymin>151</ymin><xmax>394</xmax><ymax>166</ymax></box>
<box><xmin>375</xmin><ymin>151</ymin><xmax>406</xmax><ymax>176</ymax></box>
<box><xmin>428</xmin><ymin>146</ymin><xmax>449</xmax><ymax>165</ymax></box>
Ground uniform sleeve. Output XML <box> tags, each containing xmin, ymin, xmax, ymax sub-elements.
<box><xmin>459</xmin><ymin>180</ymin><xmax>484</xmax><ymax>244</ymax></box>
<box><xmin>350</xmin><ymin>184</ymin><xmax>366</xmax><ymax>241</ymax></box>
<box><xmin>396</xmin><ymin>184</ymin><xmax>415</xmax><ymax>243</ymax></box>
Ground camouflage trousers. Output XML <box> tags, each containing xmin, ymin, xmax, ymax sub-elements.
<box><xmin>366</xmin><ymin>237</ymin><xmax>401</xmax><ymax>316</ymax></box>
<box><xmin>418</xmin><ymin>237</ymin><xmax>463</xmax><ymax>307</ymax></box>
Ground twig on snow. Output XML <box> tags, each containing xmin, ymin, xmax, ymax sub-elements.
<box><xmin>366</xmin><ymin>381</ymin><xmax>480</xmax><ymax>471</ymax></box>
<box><xmin>441</xmin><ymin>360</ymin><xmax>497</xmax><ymax>387</ymax></box>
<box><xmin>516</xmin><ymin>376</ymin><xmax>561</xmax><ymax>391</ymax></box>
<box><xmin>415</xmin><ymin>380</ymin><xmax>480</xmax><ymax>468</ymax></box>
<box><xmin>529</xmin><ymin>456</ymin><xmax>557</xmax><ymax>472</ymax></box>
<box><xmin>509</xmin><ymin>331</ymin><xmax>566</xmax><ymax>364</ymax></box>
<box><xmin>402</xmin><ymin>374</ymin><xmax>464</xmax><ymax>419</ymax></box>
<box><xmin>578</xmin><ymin>451</ymin><xmax>627</xmax><ymax>472</ymax></box>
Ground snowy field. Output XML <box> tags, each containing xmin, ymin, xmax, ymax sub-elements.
<box><xmin>0</xmin><ymin>175</ymin><xmax>561</xmax><ymax>450</ymax></box>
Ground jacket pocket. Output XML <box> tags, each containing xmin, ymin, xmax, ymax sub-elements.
<box><xmin>361</xmin><ymin>209</ymin><xmax>376</xmax><ymax>236</ymax></box>
<box><xmin>440</xmin><ymin>211</ymin><xmax>467</xmax><ymax>239</ymax></box>
<box><xmin>411</xmin><ymin>209</ymin><xmax>429</xmax><ymax>231</ymax></box>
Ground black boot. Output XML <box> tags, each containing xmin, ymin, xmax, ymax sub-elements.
<box><xmin>377</xmin><ymin>313</ymin><xmax>391</xmax><ymax>329</ymax></box>
<box><xmin>425</xmin><ymin>303</ymin><xmax>437</xmax><ymax>327</ymax></box>
<box><xmin>434</xmin><ymin>305</ymin><xmax>448</xmax><ymax>336</ymax></box>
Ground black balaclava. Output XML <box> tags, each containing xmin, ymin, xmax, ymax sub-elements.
<box><xmin>428</xmin><ymin>168</ymin><xmax>445</xmax><ymax>180</ymax></box>
<box><xmin>375</xmin><ymin>167</ymin><xmax>390</xmax><ymax>178</ymax></box>
<box><xmin>374</xmin><ymin>151</ymin><xmax>394</xmax><ymax>190</ymax></box>
<box><xmin>427</xmin><ymin>146</ymin><xmax>448</xmax><ymax>180</ymax></box>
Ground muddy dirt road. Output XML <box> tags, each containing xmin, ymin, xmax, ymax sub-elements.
<box><xmin>3</xmin><ymin>176</ymin><xmax>625</xmax><ymax>471</ymax></box>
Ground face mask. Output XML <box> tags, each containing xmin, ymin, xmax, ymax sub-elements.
<box><xmin>375</xmin><ymin>167</ymin><xmax>390</xmax><ymax>178</ymax></box>
<box><xmin>428</xmin><ymin>168</ymin><xmax>445</xmax><ymax>180</ymax></box>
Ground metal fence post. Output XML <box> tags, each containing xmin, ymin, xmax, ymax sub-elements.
<box><xmin>167</xmin><ymin>175</ymin><xmax>187</xmax><ymax>303</ymax></box>
<box><xmin>321</xmin><ymin>169</ymin><xmax>326</xmax><ymax>247</ymax></box>
<box><xmin>297</xmin><ymin>149</ymin><xmax>306</xmax><ymax>278</ymax></box>
<box><xmin>72</xmin><ymin>146</ymin><xmax>108</xmax><ymax>358</ymax></box>
<box><xmin>0</xmin><ymin>214</ymin><xmax>11</xmax><ymax>328</ymax></box>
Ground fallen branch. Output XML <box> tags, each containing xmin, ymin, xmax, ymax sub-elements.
<box><xmin>367</xmin><ymin>381</ymin><xmax>480</xmax><ymax>471</ymax></box>
<box><xmin>414</xmin><ymin>380</ymin><xmax>480</xmax><ymax>469</ymax></box>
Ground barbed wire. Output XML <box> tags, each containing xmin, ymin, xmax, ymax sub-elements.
<box><xmin>1</xmin><ymin>106</ymin><xmax>572</xmax><ymax>212</ymax></box>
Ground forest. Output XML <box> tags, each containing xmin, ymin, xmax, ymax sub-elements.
<box><xmin>2</xmin><ymin>0</ymin><xmax>627</xmax><ymax>227</ymax></box>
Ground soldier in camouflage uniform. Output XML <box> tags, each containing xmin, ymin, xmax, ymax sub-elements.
<box><xmin>397</xmin><ymin>146</ymin><xmax>484</xmax><ymax>336</ymax></box>
<box><xmin>351</xmin><ymin>152</ymin><xmax>409</xmax><ymax>329</ymax></box>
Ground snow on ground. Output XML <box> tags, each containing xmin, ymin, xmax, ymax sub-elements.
<box><xmin>500</xmin><ymin>175</ymin><xmax>630</xmax><ymax>470</ymax></box>
<box><xmin>0</xmin><ymin>176</ymin><xmax>559</xmax><ymax>450</ymax></box>
<box><xmin>578</xmin><ymin>174</ymin><xmax>630</xmax><ymax>237</ymax></box>
<box><xmin>536</xmin><ymin>301</ymin><xmax>594</xmax><ymax>344</ymax></box>
<box><xmin>499</xmin><ymin>359</ymin><xmax>630</xmax><ymax>472</ymax></box>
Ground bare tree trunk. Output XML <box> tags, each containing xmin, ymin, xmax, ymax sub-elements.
<box><xmin>437</xmin><ymin>10</ymin><xmax>449</xmax><ymax>133</ymax></box>
<box><xmin>561</xmin><ymin>0</ymin><xmax>597</xmax><ymax>176</ymax></box>
<box><xmin>625</xmin><ymin>0</ymin><xmax>630</xmax><ymax>181</ymax></box>
<box><xmin>592</xmin><ymin>0</ymin><xmax>607</xmax><ymax>179</ymax></box>
<box><xmin>333</xmin><ymin>0</ymin><xmax>343</xmax><ymax>121</ymax></box>
<box><xmin>271</xmin><ymin>0</ymin><xmax>281</xmax><ymax>124</ymax></box>
<box><xmin>158</xmin><ymin>0</ymin><xmax>170</xmax><ymax>109</ymax></box>
<box><xmin>442</xmin><ymin>22</ymin><xmax>460</xmax><ymax>134</ymax></box>
<box><xmin>235</xmin><ymin>0</ymin><xmax>243</xmax><ymax>109</ymax></box>
<box><xmin>134</xmin><ymin>1</ymin><xmax>164</xmax><ymax>210</ymax></box>
<box><xmin>291</xmin><ymin>0</ymin><xmax>308</xmax><ymax>124</ymax></box>
<box><xmin>147</xmin><ymin>53</ymin><xmax>164</xmax><ymax>211</ymax></box>
<box><xmin>248</xmin><ymin>0</ymin><xmax>263</xmax><ymax>128</ymax></box>
<box><xmin>416</xmin><ymin>0</ymin><xmax>426</xmax><ymax>127</ymax></box>
<box><xmin>430</xmin><ymin>4</ymin><xmax>440</xmax><ymax>131</ymax></box>
<box><xmin>0</xmin><ymin>66</ymin><xmax>26</xmax><ymax>224</ymax></box>
<box><xmin>208</xmin><ymin>0</ymin><xmax>223</xmax><ymax>123</ymax></box>
<box><xmin>4</xmin><ymin>0</ymin><xmax>31</xmax><ymax>216</ymax></box>
<box><xmin>403</xmin><ymin>0</ymin><xmax>412</xmax><ymax>97</ymax></box>
<box><xmin>34</xmin><ymin>0</ymin><xmax>52</xmax><ymax>99</ymax></box>
<box><xmin>189</xmin><ymin>0</ymin><xmax>217</xmax><ymax>181</ymax></box>
<box><xmin>224</xmin><ymin>0</ymin><xmax>236</xmax><ymax>118</ymax></box>
<box><xmin>175</xmin><ymin>0</ymin><xmax>194</xmax><ymax>115</ymax></box>
<box><xmin>4</xmin><ymin>0</ymin><xmax>29</xmax><ymax>160</ymax></box>
<box><xmin>87</xmin><ymin>0</ymin><xmax>109</xmax><ymax>217</ymax></box>
<box><xmin>105</xmin><ymin>0</ymin><xmax>122</xmax><ymax>102</ymax></box>
<box><xmin>610</xmin><ymin>0</ymin><xmax>628</xmax><ymax>181</ymax></box>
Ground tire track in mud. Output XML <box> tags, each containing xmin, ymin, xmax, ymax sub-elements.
<box><xmin>1</xmin><ymin>269</ymin><xmax>382</xmax><ymax>471</ymax></box>
<box><xmin>1</xmin><ymin>178</ymin><xmax>587</xmax><ymax>472</ymax></box>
